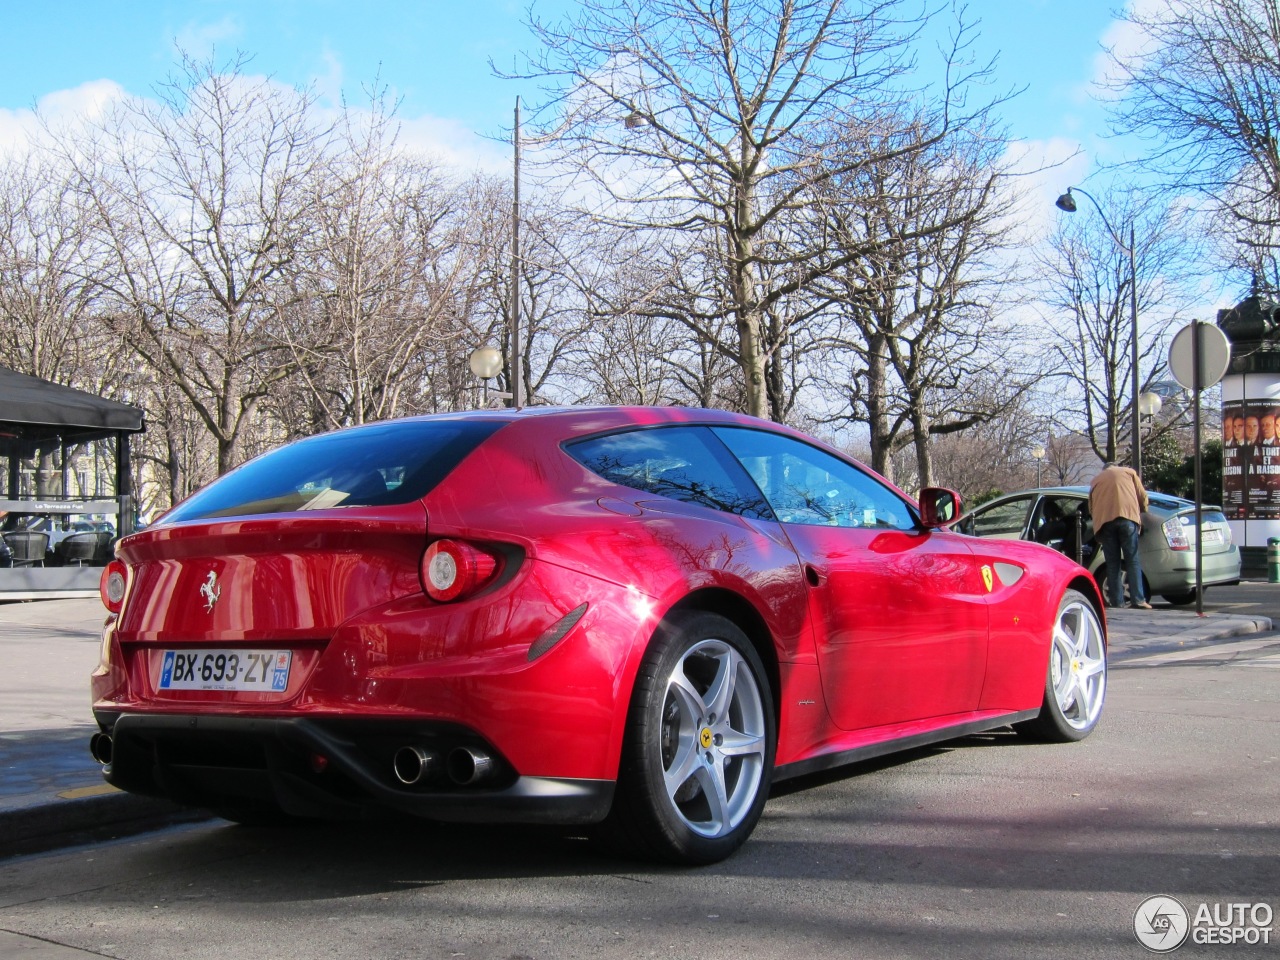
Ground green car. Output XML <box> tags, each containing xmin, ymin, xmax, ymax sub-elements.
<box><xmin>955</xmin><ymin>486</ymin><xmax>1241</xmax><ymax>605</ymax></box>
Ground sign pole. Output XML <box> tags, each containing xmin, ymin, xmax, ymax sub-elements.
<box><xmin>1192</xmin><ymin>319</ymin><xmax>1204</xmax><ymax>616</ymax></box>
<box><xmin>1167</xmin><ymin>318</ymin><xmax>1230</xmax><ymax>618</ymax></box>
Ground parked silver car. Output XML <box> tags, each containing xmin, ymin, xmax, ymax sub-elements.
<box><xmin>955</xmin><ymin>486</ymin><xmax>1241</xmax><ymax>604</ymax></box>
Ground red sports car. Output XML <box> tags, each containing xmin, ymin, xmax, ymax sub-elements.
<box><xmin>90</xmin><ymin>407</ymin><xmax>1107</xmax><ymax>864</ymax></box>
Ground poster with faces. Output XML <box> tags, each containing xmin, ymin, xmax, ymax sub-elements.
<box><xmin>1222</xmin><ymin>400</ymin><xmax>1280</xmax><ymax>518</ymax></box>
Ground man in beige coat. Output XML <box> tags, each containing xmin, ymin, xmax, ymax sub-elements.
<box><xmin>1089</xmin><ymin>462</ymin><xmax>1151</xmax><ymax>609</ymax></box>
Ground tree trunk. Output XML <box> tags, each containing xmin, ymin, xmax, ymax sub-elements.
<box><xmin>865</xmin><ymin>332</ymin><xmax>893</xmax><ymax>480</ymax></box>
<box><xmin>912</xmin><ymin>401</ymin><xmax>932</xmax><ymax>491</ymax></box>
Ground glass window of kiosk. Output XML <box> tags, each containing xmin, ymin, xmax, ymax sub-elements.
<box><xmin>1</xmin><ymin>432</ymin><xmax>123</xmax><ymax>570</ymax></box>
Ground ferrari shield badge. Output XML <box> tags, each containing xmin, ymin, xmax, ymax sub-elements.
<box><xmin>200</xmin><ymin>570</ymin><xmax>221</xmax><ymax>612</ymax></box>
<box><xmin>981</xmin><ymin>565</ymin><xmax>994</xmax><ymax>593</ymax></box>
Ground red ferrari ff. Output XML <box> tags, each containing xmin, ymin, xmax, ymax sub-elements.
<box><xmin>90</xmin><ymin>407</ymin><xmax>1107</xmax><ymax>864</ymax></box>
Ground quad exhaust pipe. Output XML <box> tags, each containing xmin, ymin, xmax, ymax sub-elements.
<box><xmin>392</xmin><ymin>745</ymin><xmax>494</xmax><ymax>787</ymax></box>
<box><xmin>89</xmin><ymin>732</ymin><xmax>113</xmax><ymax>765</ymax></box>
<box><xmin>392</xmin><ymin>746</ymin><xmax>436</xmax><ymax>785</ymax></box>
<box><xmin>446</xmin><ymin>746</ymin><xmax>493</xmax><ymax>786</ymax></box>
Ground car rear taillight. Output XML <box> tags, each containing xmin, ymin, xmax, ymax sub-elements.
<box><xmin>100</xmin><ymin>560</ymin><xmax>127</xmax><ymax>613</ymax></box>
<box><xmin>1163</xmin><ymin>516</ymin><xmax>1190</xmax><ymax>551</ymax></box>
<box><xmin>420</xmin><ymin>539</ymin><xmax>499</xmax><ymax>602</ymax></box>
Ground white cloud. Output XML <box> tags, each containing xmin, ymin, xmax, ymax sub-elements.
<box><xmin>38</xmin><ymin>80</ymin><xmax>127</xmax><ymax>122</ymax></box>
<box><xmin>998</xmin><ymin>137</ymin><xmax>1092</xmax><ymax>245</ymax></box>
<box><xmin>313</xmin><ymin>47</ymin><xmax>345</xmax><ymax>108</ymax></box>
<box><xmin>173</xmin><ymin>15</ymin><xmax>243</xmax><ymax>61</ymax></box>
<box><xmin>1090</xmin><ymin>0</ymin><xmax>1168</xmax><ymax>96</ymax></box>
<box><xmin>395</xmin><ymin>113</ymin><xmax>511</xmax><ymax>174</ymax></box>
<box><xmin>0</xmin><ymin>80</ymin><xmax>127</xmax><ymax>158</ymax></box>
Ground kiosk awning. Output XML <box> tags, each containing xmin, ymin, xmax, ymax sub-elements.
<box><xmin>0</xmin><ymin>365</ymin><xmax>144</xmax><ymax>433</ymax></box>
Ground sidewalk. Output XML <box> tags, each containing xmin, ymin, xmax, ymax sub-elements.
<box><xmin>0</xmin><ymin>597</ymin><xmax>1273</xmax><ymax>858</ymax></box>
<box><xmin>0</xmin><ymin>598</ymin><xmax>199</xmax><ymax>857</ymax></box>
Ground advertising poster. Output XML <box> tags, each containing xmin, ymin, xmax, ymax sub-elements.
<box><xmin>1222</xmin><ymin>399</ymin><xmax>1280</xmax><ymax>518</ymax></box>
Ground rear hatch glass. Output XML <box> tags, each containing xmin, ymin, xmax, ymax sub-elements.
<box><xmin>161</xmin><ymin>419</ymin><xmax>506</xmax><ymax>524</ymax></box>
<box><xmin>1148</xmin><ymin>494</ymin><xmax>1193</xmax><ymax>513</ymax></box>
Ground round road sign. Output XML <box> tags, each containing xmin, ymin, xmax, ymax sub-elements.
<box><xmin>1168</xmin><ymin>322</ymin><xmax>1231</xmax><ymax>390</ymax></box>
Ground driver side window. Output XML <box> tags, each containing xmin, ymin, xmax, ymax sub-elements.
<box><xmin>712</xmin><ymin>427</ymin><xmax>914</xmax><ymax>531</ymax></box>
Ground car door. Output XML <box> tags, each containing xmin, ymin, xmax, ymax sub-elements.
<box><xmin>959</xmin><ymin>494</ymin><xmax>1039</xmax><ymax>540</ymax></box>
<box><xmin>712</xmin><ymin>427</ymin><xmax>991</xmax><ymax>731</ymax></box>
<box><xmin>1028</xmin><ymin>494</ymin><xmax>1095</xmax><ymax>567</ymax></box>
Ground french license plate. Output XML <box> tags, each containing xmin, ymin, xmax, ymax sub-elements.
<box><xmin>159</xmin><ymin>649</ymin><xmax>292</xmax><ymax>692</ymax></box>
<box><xmin>1200</xmin><ymin>528</ymin><xmax>1223</xmax><ymax>545</ymax></box>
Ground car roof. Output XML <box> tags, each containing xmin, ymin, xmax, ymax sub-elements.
<box><xmin>978</xmin><ymin>486</ymin><xmax>1216</xmax><ymax>513</ymax></box>
<box><xmin>390</xmin><ymin>405</ymin><xmax>773</xmax><ymax>427</ymax></box>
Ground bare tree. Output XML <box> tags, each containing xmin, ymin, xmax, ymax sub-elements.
<box><xmin>917</xmin><ymin>391</ymin><xmax>1054</xmax><ymax>501</ymax></box>
<box><xmin>574</xmin><ymin>229</ymin><xmax>744</xmax><ymax>406</ymax></box>
<box><xmin>811</xmin><ymin>114</ymin><xmax>1033</xmax><ymax>485</ymax></box>
<box><xmin>1037</xmin><ymin>188</ymin><xmax>1191</xmax><ymax>465</ymax></box>
<box><xmin>56</xmin><ymin>52</ymin><xmax>328</xmax><ymax>475</ymax></box>
<box><xmin>508</xmin><ymin>0</ymin><xmax>1000</xmax><ymax>420</ymax></box>
<box><xmin>465</xmin><ymin>178</ymin><xmax>601</xmax><ymax>407</ymax></box>
<box><xmin>0</xmin><ymin>155</ymin><xmax>111</xmax><ymax>385</ymax></box>
<box><xmin>1106</xmin><ymin>0</ymin><xmax>1280</xmax><ymax>281</ymax></box>
<box><xmin>280</xmin><ymin>93</ymin><xmax>482</xmax><ymax>430</ymax></box>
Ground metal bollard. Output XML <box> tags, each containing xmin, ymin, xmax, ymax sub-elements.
<box><xmin>1269</xmin><ymin>538</ymin><xmax>1280</xmax><ymax>584</ymax></box>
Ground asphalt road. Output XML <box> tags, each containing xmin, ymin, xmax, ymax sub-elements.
<box><xmin>0</xmin><ymin>635</ymin><xmax>1276</xmax><ymax>960</ymax></box>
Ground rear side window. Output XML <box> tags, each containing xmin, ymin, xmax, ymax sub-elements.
<box><xmin>567</xmin><ymin>426</ymin><xmax>774</xmax><ymax>520</ymax></box>
<box><xmin>163</xmin><ymin>420</ymin><xmax>505</xmax><ymax>523</ymax></box>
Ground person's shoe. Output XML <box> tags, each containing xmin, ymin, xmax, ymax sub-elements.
<box><xmin>1130</xmin><ymin>600</ymin><xmax>1153</xmax><ymax>610</ymax></box>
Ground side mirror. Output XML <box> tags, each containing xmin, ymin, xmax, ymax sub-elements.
<box><xmin>919</xmin><ymin>487</ymin><xmax>962</xmax><ymax>528</ymax></box>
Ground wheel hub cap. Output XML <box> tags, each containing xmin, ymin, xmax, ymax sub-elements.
<box><xmin>660</xmin><ymin>638</ymin><xmax>768</xmax><ymax>838</ymax></box>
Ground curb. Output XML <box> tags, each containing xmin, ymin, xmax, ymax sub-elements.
<box><xmin>1108</xmin><ymin>615</ymin><xmax>1275</xmax><ymax>661</ymax></box>
<box><xmin>0</xmin><ymin>789</ymin><xmax>209</xmax><ymax>859</ymax></box>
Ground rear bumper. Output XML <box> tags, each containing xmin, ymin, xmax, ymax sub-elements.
<box><xmin>1148</xmin><ymin>545</ymin><xmax>1242</xmax><ymax>592</ymax></box>
<box><xmin>93</xmin><ymin>711</ymin><xmax>613</xmax><ymax>825</ymax></box>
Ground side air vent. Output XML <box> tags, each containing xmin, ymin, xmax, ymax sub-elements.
<box><xmin>528</xmin><ymin>603</ymin><xmax>589</xmax><ymax>661</ymax></box>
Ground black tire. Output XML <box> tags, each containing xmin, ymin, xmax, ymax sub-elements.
<box><xmin>1162</xmin><ymin>589</ymin><xmax>1198</xmax><ymax>606</ymax></box>
<box><xmin>595</xmin><ymin>611</ymin><xmax>776</xmax><ymax>865</ymax></box>
<box><xmin>1092</xmin><ymin>565</ymin><xmax>1154</xmax><ymax>607</ymax></box>
<box><xmin>1091</xmin><ymin>564</ymin><xmax>1108</xmax><ymax>601</ymax></box>
<box><xmin>1015</xmin><ymin>589</ymin><xmax>1107</xmax><ymax>743</ymax></box>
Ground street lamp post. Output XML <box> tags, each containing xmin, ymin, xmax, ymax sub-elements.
<box><xmin>1032</xmin><ymin>443</ymin><xmax>1046</xmax><ymax>488</ymax></box>
<box><xmin>469</xmin><ymin>346</ymin><xmax>505</xmax><ymax>407</ymax></box>
<box><xmin>510</xmin><ymin>98</ymin><xmax>524</xmax><ymax>410</ymax></box>
<box><xmin>1138</xmin><ymin>390</ymin><xmax>1163</xmax><ymax>424</ymax></box>
<box><xmin>1055</xmin><ymin>187</ymin><xmax>1143</xmax><ymax>476</ymax></box>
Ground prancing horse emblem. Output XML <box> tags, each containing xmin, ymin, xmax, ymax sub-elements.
<box><xmin>200</xmin><ymin>571</ymin><xmax>221</xmax><ymax>612</ymax></box>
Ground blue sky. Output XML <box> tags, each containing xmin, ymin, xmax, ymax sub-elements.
<box><xmin>0</xmin><ymin>0</ymin><xmax>1131</xmax><ymax>178</ymax></box>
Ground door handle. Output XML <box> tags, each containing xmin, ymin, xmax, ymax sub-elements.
<box><xmin>803</xmin><ymin>564</ymin><xmax>823</xmax><ymax>587</ymax></box>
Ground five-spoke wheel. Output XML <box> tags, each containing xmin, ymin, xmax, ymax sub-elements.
<box><xmin>658</xmin><ymin>637</ymin><xmax>768</xmax><ymax>839</ymax></box>
<box><xmin>598</xmin><ymin>611</ymin><xmax>775</xmax><ymax>864</ymax></box>
<box><xmin>1017</xmin><ymin>589</ymin><xmax>1107</xmax><ymax>742</ymax></box>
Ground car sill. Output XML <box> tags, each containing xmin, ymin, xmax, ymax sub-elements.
<box><xmin>773</xmin><ymin>709</ymin><xmax>1041</xmax><ymax>783</ymax></box>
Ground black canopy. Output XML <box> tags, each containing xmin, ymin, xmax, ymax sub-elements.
<box><xmin>0</xmin><ymin>365</ymin><xmax>144</xmax><ymax>433</ymax></box>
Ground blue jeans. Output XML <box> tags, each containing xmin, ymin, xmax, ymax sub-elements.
<box><xmin>1097</xmin><ymin>518</ymin><xmax>1144</xmax><ymax>606</ymax></box>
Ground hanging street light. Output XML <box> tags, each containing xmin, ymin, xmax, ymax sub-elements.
<box><xmin>1055</xmin><ymin>186</ymin><xmax>1144</xmax><ymax>476</ymax></box>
